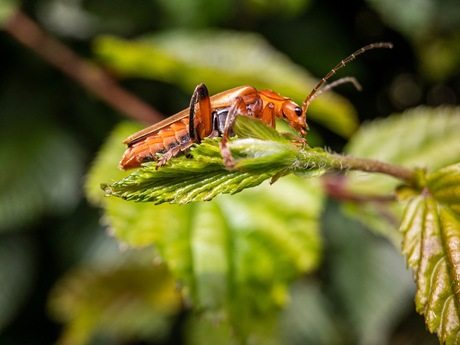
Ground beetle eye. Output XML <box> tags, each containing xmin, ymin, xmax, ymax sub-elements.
<box><xmin>294</xmin><ymin>107</ymin><xmax>302</xmax><ymax>117</ymax></box>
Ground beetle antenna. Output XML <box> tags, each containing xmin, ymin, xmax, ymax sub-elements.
<box><xmin>302</xmin><ymin>42</ymin><xmax>393</xmax><ymax>114</ymax></box>
<box><xmin>308</xmin><ymin>76</ymin><xmax>362</xmax><ymax>103</ymax></box>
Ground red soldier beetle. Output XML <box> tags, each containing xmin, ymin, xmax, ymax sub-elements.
<box><xmin>119</xmin><ymin>42</ymin><xmax>393</xmax><ymax>170</ymax></box>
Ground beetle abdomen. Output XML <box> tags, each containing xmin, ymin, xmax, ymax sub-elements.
<box><xmin>119</xmin><ymin>119</ymin><xmax>192</xmax><ymax>169</ymax></box>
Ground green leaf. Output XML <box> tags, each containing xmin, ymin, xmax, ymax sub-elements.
<box><xmin>279</xmin><ymin>280</ymin><xmax>342</xmax><ymax>345</ymax></box>
<box><xmin>400</xmin><ymin>198</ymin><xmax>460</xmax><ymax>344</ymax></box>
<box><xmin>49</xmin><ymin>257</ymin><xmax>181</xmax><ymax>345</ymax></box>
<box><xmin>0</xmin><ymin>123</ymin><xmax>83</xmax><ymax>231</ymax></box>
<box><xmin>325</xmin><ymin>202</ymin><xmax>415</xmax><ymax>345</ymax></box>
<box><xmin>346</xmin><ymin>106</ymin><xmax>460</xmax><ymax>194</ymax></box>
<box><xmin>93</xmin><ymin>29</ymin><xmax>358</xmax><ymax>137</ymax></box>
<box><xmin>427</xmin><ymin>163</ymin><xmax>460</xmax><ymax>213</ymax></box>
<box><xmin>232</xmin><ymin>115</ymin><xmax>291</xmax><ymax>143</ymax></box>
<box><xmin>85</xmin><ymin>122</ymin><xmax>142</xmax><ymax>206</ymax></box>
<box><xmin>185</xmin><ymin>316</ymin><xmax>235</xmax><ymax>345</ymax></box>
<box><xmin>155</xmin><ymin>0</ymin><xmax>233</xmax><ymax>27</ymax></box>
<box><xmin>48</xmin><ymin>242</ymin><xmax>182</xmax><ymax>345</ymax></box>
<box><xmin>102</xmin><ymin>139</ymin><xmax>275</xmax><ymax>204</ymax></box>
<box><xmin>399</xmin><ymin>163</ymin><xmax>460</xmax><ymax>344</ymax></box>
<box><xmin>102</xmin><ymin>116</ymin><xmax>331</xmax><ymax>204</ymax></box>
<box><xmin>366</xmin><ymin>0</ymin><xmax>460</xmax><ymax>81</ymax></box>
<box><xmin>85</xmin><ymin>120</ymin><xmax>324</xmax><ymax>341</ymax></box>
<box><xmin>343</xmin><ymin>106</ymin><xmax>460</xmax><ymax>241</ymax></box>
<box><xmin>102</xmin><ymin>177</ymin><xmax>324</xmax><ymax>341</ymax></box>
<box><xmin>0</xmin><ymin>235</ymin><xmax>36</xmax><ymax>332</ymax></box>
<box><xmin>244</xmin><ymin>0</ymin><xmax>311</xmax><ymax>16</ymax></box>
<box><xmin>0</xmin><ymin>0</ymin><xmax>18</xmax><ymax>28</ymax></box>
<box><xmin>366</xmin><ymin>0</ymin><xmax>434</xmax><ymax>39</ymax></box>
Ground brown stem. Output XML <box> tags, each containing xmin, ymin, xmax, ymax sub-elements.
<box><xmin>322</xmin><ymin>174</ymin><xmax>396</xmax><ymax>203</ymax></box>
<box><xmin>4</xmin><ymin>10</ymin><xmax>164</xmax><ymax>124</ymax></box>
<box><xmin>322</xmin><ymin>174</ymin><xmax>400</xmax><ymax>228</ymax></box>
<box><xmin>328</xmin><ymin>153</ymin><xmax>417</xmax><ymax>184</ymax></box>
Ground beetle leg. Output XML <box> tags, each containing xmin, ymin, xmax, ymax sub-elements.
<box><xmin>189</xmin><ymin>83</ymin><xmax>213</xmax><ymax>141</ymax></box>
<box><xmin>157</xmin><ymin>140</ymin><xmax>195</xmax><ymax>168</ymax></box>
<box><xmin>260</xmin><ymin>102</ymin><xmax>276</xmax><ymax>127</ymax></box>
<box><xmin>220</xmin><ymin>96</ymin><xmax>249</xmax><ymax>168</ymax></box>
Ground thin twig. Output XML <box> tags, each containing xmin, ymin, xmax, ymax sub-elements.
<box><xmin>327</xmin><ymin>153</ymin><xmax>417</xmax><ymax>184</ymax></box>
<box><xmin>4</xmin><ymin>10</ymin><xmax>164</xmax><ymax>124</ymax></box>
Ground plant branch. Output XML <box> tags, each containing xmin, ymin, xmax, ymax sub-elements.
<box><xmin>4</xmin><ymin>9</ymin><xmax>164</xmax><ymax>124</ymax></box>
<box><xmin>324</xmin><ymin>153</ymin><xmax>417</xmax><ymax>184</ymax></box>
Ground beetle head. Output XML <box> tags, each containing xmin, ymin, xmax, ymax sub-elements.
<box><xmin>281</xmin><ymin>100</ymin><xmax>308</xmax><ymax>136</ymax></box>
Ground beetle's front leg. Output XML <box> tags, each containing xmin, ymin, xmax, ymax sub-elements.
<box><xmin>219</xmin><ymin>97</ymin><xmax>248</xmax><ymax>168</ymax></box>
<box><xmin>220</xmin><ymin>97</ymin><xmax>276</xmax><ymax>168</ymax></box>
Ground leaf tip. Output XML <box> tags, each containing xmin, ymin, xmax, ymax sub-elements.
<box><xmin>100</xmin><ymin>183</ymin><xmax>113</xmax><ymax>196</ymax></box>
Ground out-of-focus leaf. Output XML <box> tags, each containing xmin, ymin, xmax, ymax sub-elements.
<box><xmin>346</xmin><ymin>106</ymin><xmax>460</xmax><ymax>194</ymax></box>
<box><xmin>185</xmin><ymin>316</ymin><xmax>235</xmax><ymax>345</ymax></box>
<box><xmin>279</xmin><ymin>280</ymin><xmax>342</xmax><ymax>345</ymax></box>
<box><xmin>400</xmin><ymin>198</ymin><xmax>460</xmax><ymax>344</ymax></box>
<box><xmin>244</xmin><ymin>0</ymin><xmax>311</xmax><ymax>17</ymax></box>
<box><xmin>417</xmin><ymin>35</ymin><xmax>460</xmax><ymax>81</ymax></box>
<box><xmin>155</xmin><ymin>0</ymin><xmax>232</xmax><ymax>27</ymax></box>
<box><xmin>49</xmin><ymin>258</ymin><xmax>181</xmax><ymax>345</ymax></box>
<box><xmin>102</xmin><ymin>176</ymin><xmax>324</xmax><ymax>341</ymax></box>
<box><xmin>0</xmin><ymin>0</ymin><xmax>17</xmax><ymax>28</ymax></box>
<box><xmin>324</xmin><ymin>202</ymin><xmax>415</xmax><ymax>345</ymax></box>
<box><xmin>37</xmin><ymin>0</ymin><xmax>99</xmax><ymax>39</ymax></box>
<box><xmin>366</xmin><ymin>0</ymin><xmax>460</xmax><ymax>81</ymax></box>
<box><xmin>366</xmin><ymin>0</ymin><xmax>460</xmax><ymax>40</ymax></box>
<box><xmin>0</xmin><ymin>235</ymin><xmax>35</xmax><ymax>332</ymax></box>
<box><xmin>366</xmin><ymin>0</ymin><xmax>435</xmax><ymax>39</ymax></box>
<box><xmin>85</xmin><ymin>120</ymin><xmax>324</xmax><ymax>341</ymax></box>
<box><xmin>0</xmin><ymin>123</ymin><xmax>83</xmax><ymax>231</ymax></box>
<box><xmin>94</xmin><ymin>29</ymin><xmax>359</xmax><ymax>137</ymax></box>
<box><xmin>343</xmin><ymin>106</ymin><xmax>460</xmax><ymax>240</ymax></box>
<box><xmin>187</xmin><ymin>277</ymin><xmax>343</xmax><ymax>345</ymax></box>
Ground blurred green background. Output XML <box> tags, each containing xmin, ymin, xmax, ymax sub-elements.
<box><xmin>1</xmin><ymin>0</ymin><xmax>459</xmax><ymax>344</ymax></box>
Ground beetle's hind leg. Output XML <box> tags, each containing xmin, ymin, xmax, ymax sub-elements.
<box><xmin>156</xmin><ymin>140</ymin><xmax>195</xmax><ymax>168</ymax></box>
